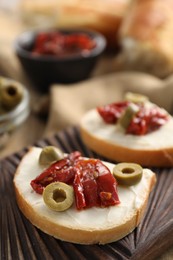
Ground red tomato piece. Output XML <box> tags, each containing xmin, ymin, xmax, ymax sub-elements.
<box><xmin>30</xmin><ymin>151</ymin><xmax>81</xmax><ymax>194</ymax></box>
<box><xmin>73</xmin><ymin>171</ymin><xmax>86</xmax><ymax>209</ymax></box>
<box><xmin>97</xmin><ymin>173</ymin><xmax>120</xmax><ymax>206</ymax></box>
<box><xmin>73</xmin><ymin>159</ymin><xmax>99</xmax><ymax>209</ymax></box>
<box><xmin>127</xmin><ymin>106</ymin><xmax>168</xmax><ymax>135</ymax></box>
<box><xmin>73</xmin><ymin>159</ymin><xmax>120</xmax><ymax>209</ymax></box>
<box><xmin>97</xmin><ymin>102</ymin><xmax>129</xmax><ymax>124</ymax></box>
<box><xmin>83</xmin><ymin>178</ymin><xmax>99</xmax><ymax>208</ymax></box>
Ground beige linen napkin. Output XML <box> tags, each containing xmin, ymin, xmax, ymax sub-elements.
<box><xmin>44</xmin><ymin>71</ymin><xmax>173</xmax><ymax>136</ymax></box>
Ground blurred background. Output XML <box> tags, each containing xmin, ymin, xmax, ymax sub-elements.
<box><xmin>1</xmin><ymin>0</ymin><xmax>173</xmax><ymax>158</ymax></box>
<box><xmin>1</xmin><ymin>0</ymin><xmax>173</xmax><ymax>79</ymax></box>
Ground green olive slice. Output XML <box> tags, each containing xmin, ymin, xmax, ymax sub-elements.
<box><xmin>125</xmin><ymin>92</ymin><xmax>149</xmax><ymax>104</ymax></box>
<box><xmin>118</xmin><ymin>103</ymin><xmax>139</xmax><ymax>129</ymax></box>
<box><xmin>39</xmin><ymin>146</ymin><xmax>64</xmax><ymax>166</ymax></box>
<box><xmin>43</xmin><ymin>182</ymin><xmax>74</xmax><ymax>211</ymax></box>
<box><xmin>113</xmin><ymin>163</ymin><xmax>143</xmax><ymax>186</ymax></box>
<box><xmin>0</xmin><ymin>81</ymin><xmax>24</xmax><ymax>110</ymax></box>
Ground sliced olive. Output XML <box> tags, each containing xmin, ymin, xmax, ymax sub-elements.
<box><xmin>113</xmin><ymin>163</ymin><xmax>143</xmax><ymax>186</ymax></box>
<box><xmin>0</xmin><ymin>81</ymin><xmax>24</xmax><ymax>110</ymax></box>
<box><xmin>39</xmin><ymin>146</ymin><xmax>64</xmax><ymax>166</ymax></box>
<box><xmin>118</xmin><ymin>103</ymin><xmax>139</xmax><ymax>129</ymax></box>
<box><xmin>43</xmin><ymin>182</ymin><xmax>74</xmax><ymax>211</ymax></box>
<box><xmin>125</xmin><ymin>92</ymin><xmax>149</xmax><ymax>104</ymax></box>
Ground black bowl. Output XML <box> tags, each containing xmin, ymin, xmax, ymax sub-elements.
<box><xmin>14</xmin><ymin>29</ymin><xmax>106</xmax><ymax>92</ymax></box>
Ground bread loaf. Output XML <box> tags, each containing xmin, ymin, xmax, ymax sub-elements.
<box><xmin>14</xmin><ymin>147</ymin><xmax>156</xmax><ymax>244</ymax></box>
<box><xmin>118</xmin><ymin>0</ymin><xmax>173</xmax><ymax>77</ymax></box>
<box><xmin>20</xmin><ymin>0</ymin><xmax>130</xmax><ymax>49</ymax></box>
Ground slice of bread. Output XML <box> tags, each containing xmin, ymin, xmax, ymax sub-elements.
<box><xmin>80</xmin><ymin>108</ymin><xmax>173</xmax><ymax>167</ymax></box>
<box><xmin>14</xmin><ymin>147</ymin><xmax>156</xmax><ymax>244</ymax></box>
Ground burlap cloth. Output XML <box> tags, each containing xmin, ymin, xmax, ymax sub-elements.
<box><xmin>1</xmin><ymin>11</ymin><xmax>173</xmax><ymax>259</ymax></box>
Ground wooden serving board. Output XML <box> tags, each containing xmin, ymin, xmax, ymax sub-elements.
<box><xmin>1</xmin><ymin>126</ymin><xmax>173</xmax><ymax>260</ymax></box>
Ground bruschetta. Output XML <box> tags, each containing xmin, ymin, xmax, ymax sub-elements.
<box><xmin>14</xmin><ymin>146</ymin><xmax>156</xmax><ymax>244</ymax></box>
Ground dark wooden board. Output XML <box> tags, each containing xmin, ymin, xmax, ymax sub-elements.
<box><xmin>1</xmin><ymin>126</ymin><xmax>173</xmax><ymax>260</ymax></box>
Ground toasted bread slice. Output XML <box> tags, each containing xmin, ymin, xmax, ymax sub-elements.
<box><xmin>14</xmin><ymin>147</ymin><xmax>156</xmax><ymax>244</ymax></box>
<box><xmin>80</xmin><ymin>108</ymin><xmax>173</xmax><ymax>167</ymax></box>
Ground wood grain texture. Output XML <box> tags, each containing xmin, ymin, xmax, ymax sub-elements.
<box><xmin>1</xmin><ymin>126</ymin><xmax>173</xmax><ymax>260</ymax></box>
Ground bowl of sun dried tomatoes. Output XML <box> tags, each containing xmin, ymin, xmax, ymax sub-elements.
<box><xmin>14</xmin><ymin>29</ymin><xmax>106</xmax><ymax>91</ymax></box>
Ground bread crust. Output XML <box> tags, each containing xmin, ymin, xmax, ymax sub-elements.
<box><xmin>13</xmin><ymin>148</ymin><xmax>156</xmax><ymax>244</ymax></box>
<box><xmin>80</xmin><ymin>125</ymin><xmax>173</xmax><ymax>167</ymax></box>
<box><xmin>14</xmin><ymin>186</ymin><xmax>141</xmax><ymax>244</ymax></box>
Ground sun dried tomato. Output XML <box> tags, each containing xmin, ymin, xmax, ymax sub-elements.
<box><xmin>127</xmin><ymin>106</ymin><xmax>168</xmax><ymax>135</ymax></box>
<box><xmin>31</xmin><ymin>153</ymin><xmax>120</xmax><ymax>210</ymax></box>
<box><xmin>97</xmin><ymin>166</ymin><xmax>120</xmax><ymax>207</ymax></box>
<box><xmin>30</xmin><ymin>151</ymin><xmax>81</xmax><ymax>194</ymax></box>
<box><xmin>97</xmin><ymin>101</ymin><xmax>129</xmax><ymax>124</ymax></box>
<box><xmin>98</xmin><ymin>101</ymin><xmax>169</xmax><ymax>135</ymax></box>
<box><xmin>73</xmin><ymin>171</ymin><xmax>86</xmax><ymax>209</ymax></box>
<box><xmin>73</xmin><ymin>159</ymin><xmax>120</xmax><ymax>210</ymax></box>
<box><xmin>32</xmin><ymin>31</ymin><xmax>96</xmax><ymax>57</ymax></box>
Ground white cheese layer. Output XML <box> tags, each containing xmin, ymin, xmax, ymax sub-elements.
<box><xmin>81</xmin><ymin>109</ymin><xmax>173</xmax><ymax>150</ymax></box>
<box><xmin>14</xmin><ymin>147</ymin><xmax>155</xmax><ymax>231</ymax></box>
